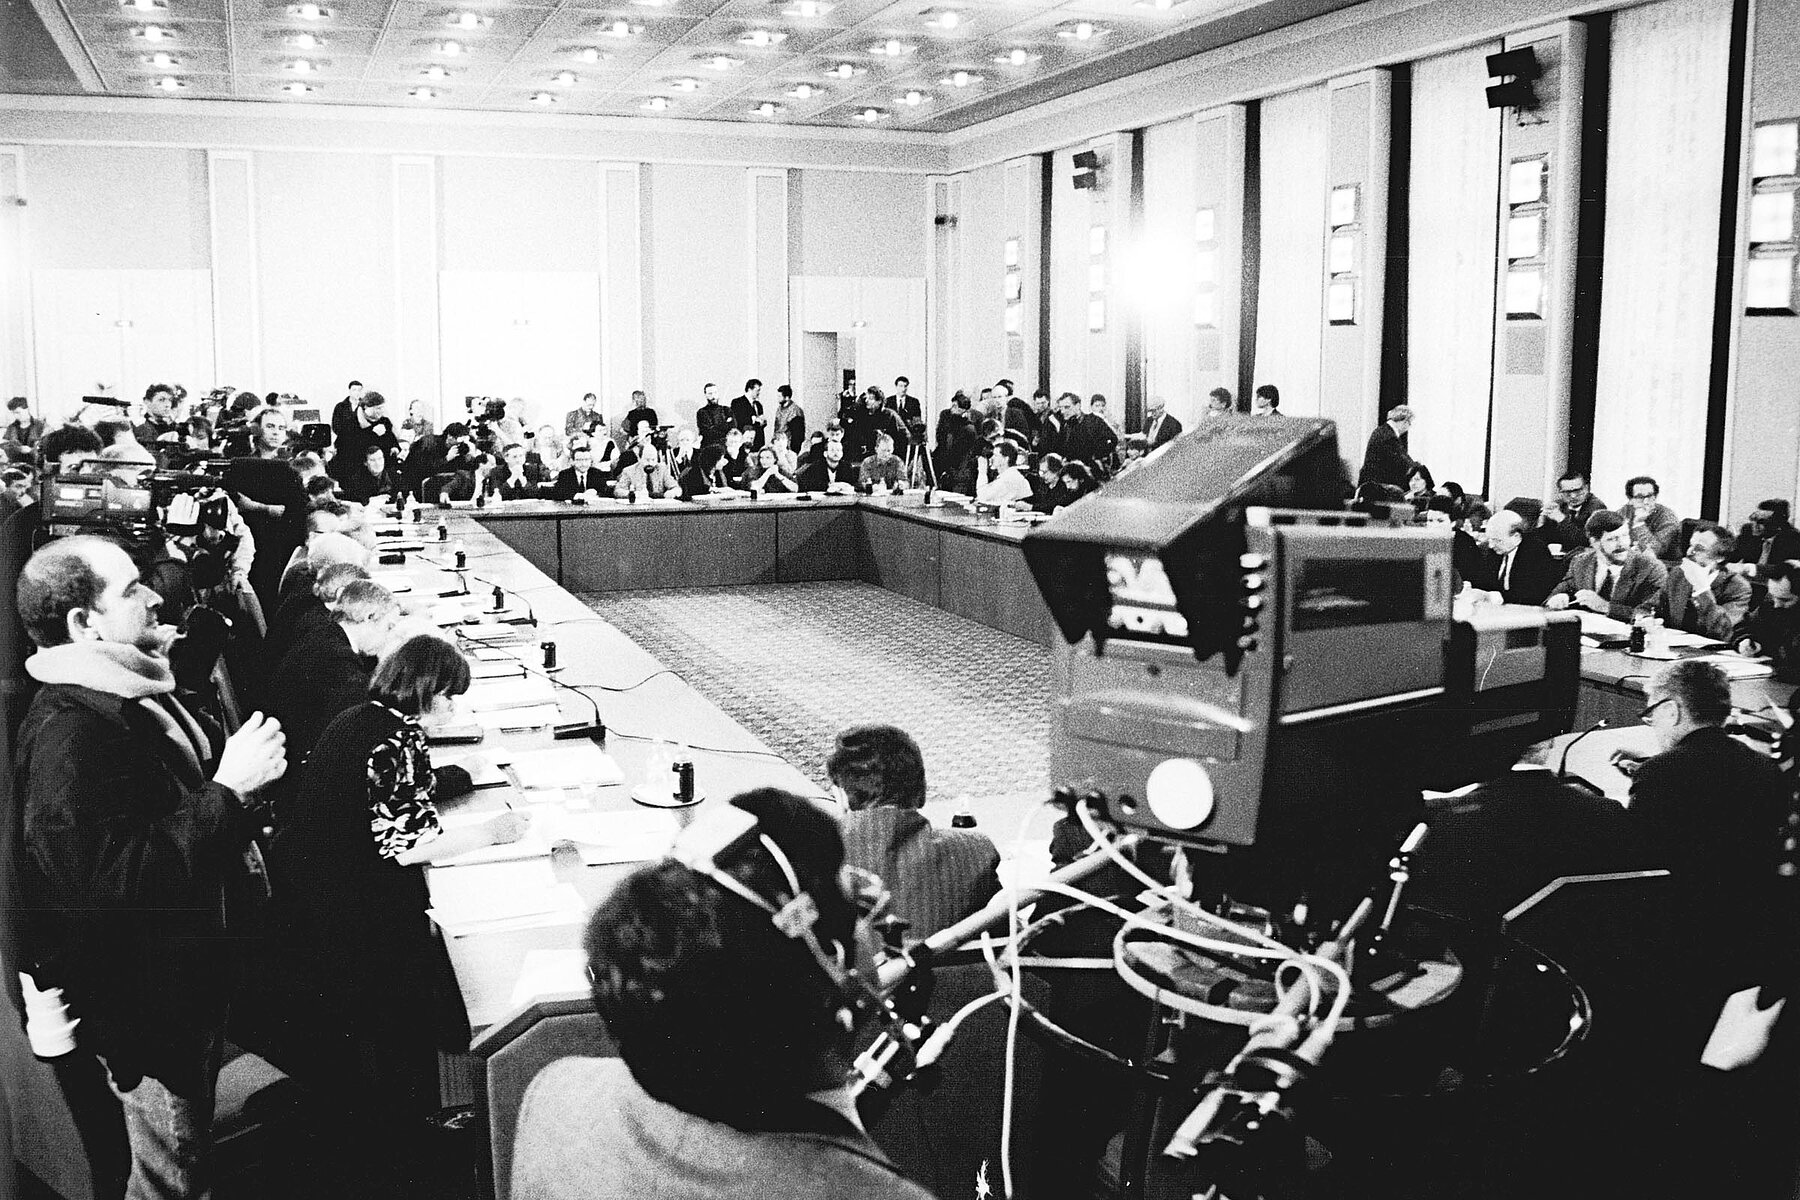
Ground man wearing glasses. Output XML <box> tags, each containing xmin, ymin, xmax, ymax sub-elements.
<box><xmin>1541</xmin><ymin>470</ymin><xmax>1608</xmax><ymax>551</ymax></box>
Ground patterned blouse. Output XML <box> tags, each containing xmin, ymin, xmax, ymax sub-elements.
<box><xmin>367</xmin><ymin>702</ymin><xmax>444</xmax><ymax>861</ymax></box>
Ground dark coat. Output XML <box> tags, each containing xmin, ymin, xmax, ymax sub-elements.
<box><xmin>839</xmin><ymin>807</ymin><xmax>999</xmax><ymax>940</ymax></box>
<box><xmin>796</xmin><ymin>457</ymin><xmax>856</xmax><ymax>493</ymax></box>
<box><xmin>696</xmin><ymin>402</ymin><xmax>732</xmax><ymax>447</ymax></box>
<box><xmin>1735</xmin><ymin>523</ymin><xmax>1800</xmax><ymax>573</ymax></box>
<box><xmin>15</xmin><ymin>682</ymin><xmax>254</xmax><ymax>1092</ymax></box>
<box><xmin>553</xmin><ymin>466</ymin><xmax>610</xmax><ymax>501</ymax></box>
<box><xmin>1145</xmin><ymin>412</ymin><xmax>1183</xmax><ymax>449</ymax></box>
<box><xmin>268</xmin><ymin>620</ymin><xmax>370</xmax><ymax>776</ymax></box>
<box><xmin>1474</xmin><ymin>538</ymin><xmax>1563</xmax><ymax>606</ymax></box>
<box><xmin>1548</xmin><ymin>549</ymin><xmax>1667</xmax><ymax>621</ymax></box>
<box><xmin>1358</xmin><ymin>421</ymin><xmax>1414</xmax><ymax>490</ymax></box>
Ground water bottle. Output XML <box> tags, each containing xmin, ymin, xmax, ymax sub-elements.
<box><xmin>950</xmin><ymin>796</ymin><xmax>977</xmax><ymax>829</ymax></box>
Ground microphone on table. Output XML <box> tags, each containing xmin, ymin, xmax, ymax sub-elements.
<box><xmin>469</xmin><ymin>573</ymin><xmax>537</xmax><ymax>627</ymax></box>
<box><xmin>502</xmin><ymin>640</ymin><xmax>606</xmax><ymax>743</ymax></box>
<box><xmin>1556</xmin><ymin>718</ymin><xmax>1610</xmax><ymax>785</ymax></box>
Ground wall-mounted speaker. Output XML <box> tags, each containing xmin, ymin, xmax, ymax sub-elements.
<box><xmin>1485</xmin><ymin>46</ymin><xmax>1541</xmax><ymax>111</ymax></box>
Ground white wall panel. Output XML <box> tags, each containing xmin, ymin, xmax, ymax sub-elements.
<box><xmin>31</xmin><ymin>269</ymin><xmax>212</xmax><ymax>419</ymax></box>
<box><xmin>208</xmin><ymin>151</ymin><xmax>259</xmax><ymax>389</ymax></box>
<box><xmin>439</xmin><ymin>270</ymin><xmax>601</xmax><ymax>428</ymax></box>
<box><xmin>1252</xmin><ymin>86</ymin><xmax>1329</xmax><ymax>416</ymax></box>
<box><xmin>1141</xmin><ymin>116</ymin><xmax>1199</xmax><ymax>425</ymax></box>
<box><xmin>393</xmin><ymin>156</ymin><xmax>440</xmax><ymax>425</ymax></box>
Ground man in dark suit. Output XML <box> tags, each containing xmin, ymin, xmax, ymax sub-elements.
<box><xmin>553</xmin><ymin>443</ymin><xmax>610</xmax><ymax>501</ymax></box>
<box><xmin>1729</xmin><ymin>499</ymin><xmax>1800</xmax><ymax>582</ymax></box>
<box><xmin>268</xmin><ymin>579</ymin><xmax>398</xmax><ymax>776</ymax></box>
<box><xmin>828</xmin><ymin>724</ymin><xmax>999</xmax><ymax>941</ymax></box>
<box><xmin>1734</xmin><ymin>561</ymin><xmax>1800</xmax><ymax>682</ymax></box>
<box><xmin>796</xmin><ymin>439</ymin><xmax>856</xmax><ymax>494</ymax></box>
<box><xmin>729</xmin><ymin>379</ymin><xmax>764</xmax><ymax>448</ymax></box>
<box><xmin>1540</xmin><ymin>470</ymin><xmax>1609</xmax><ymax>551</ymax></box>
<box><xmin>1546</xmin><ymin>510</ymin><xmax>1667</xmax><ymax>620</ymax></box>
<box><xmin>1656</xmin><ymin>523</ymin><xmax>1752</xmax><ymax>641</ymax></box>
<box><xmin>695</xmin><ymin>383</ymin><xmax>731</xmax><ymax>447</ymax></box>
<box><xmin>1143</xmin><ymin>396</ymin><xmax>1183</xmax><ymax>449</ymax></box>
<box><xmin>1473</xmin><ymin>509</ymin><xmax>1561</xmax><ymax>605</ymax></box>
<box><xmin>1358</xmin><ymin>405</ymin><xmax>1416</xmax><ymax>490</ymax></box>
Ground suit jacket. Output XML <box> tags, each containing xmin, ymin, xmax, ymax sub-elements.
<box><xmin>1475</xmin><ymin>539</ymin><xmax>1563</xmax><ymax>606</ymax></box>
<box><xmin>1358</xmin><ymin>422</ymin><xmax>1414</xmax><ymax>489</ymax></box>
<box><xmin>696</xmin><ymin>402</ymin><xmax>732</xmax><ymax>447</ymax></box>
<box><xmin>553</xmin><ymin>466</ymin><xmax>609</xmax><ymax>501</ymax></box>
<box><xmin>1734</xmin><ymin>523</ymin><xmax>1800</xmax><ymax>573</ymax></box>
<box><xmin>485</xmin><ymin>462</ymin><xmax>549</xmax><ymax>500</ymax></box>
<box><xmin>1145</xmin><ymin>412</ymin><xmax>1183</xmax><ymax>449</ymax></box>
<box><xmin>840</xmin><ymin>807</ymin><xmax>999</xmax><ymax>940</ymax></box>
<box><xmin>1542</xmin><ymin>493</ymin><xmax>1609</xmax><ymax>550</ymax></box>
<box><xmin>268</xmin><ymin>620</ymin><xmax>371</xmax><ymax>772</ymax></box>
<box><xmin>1617</xmin><ymin>502</ymin><xmax>1682</xmax><ymax>560</ymax></box>
<box><xmin>1549</xmin><ymin>548</ymin><xmax>1667</xmax><ymax>620</ymax></box>
<box><xmin>1656</xmin><ymin>566</ymin><xmax>1751</xmax><ymax>640</ymax></box>
<box><xmin>513</xmin><ymin>1058</ymin><xmax>931</xmax><ymax>1200</ymax></box>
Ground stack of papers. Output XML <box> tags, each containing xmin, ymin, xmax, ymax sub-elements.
<box><xmin>425</xmin><ymin>860</ymin><xmax>586</xmax><ymax>936</ymax></box>
<box><xmin>470</xmin><ymin>658</ymin><xmax>527</xmax><ymax>680</ymax></box>
<box><xmin>1575</xmin><ymin>611</ymin><xmax>1633</xmax><ymax>638</ymax></box>
<box><xmin>1689</xmin><ymin>653</ymin><xmax>1776</xmax><ymax>680</ymax></box>
<box><xmin>510</xmin><ymin>743</ymin><xmax>624</xmax><ymax>790</ymax></box>
<box><xmin>464</xmin><ymin>677</ymin><xmax>559</xmax><ymax>711</ymax></box>
<box><xmin>371</xmin><ymin>572</ymin><xmax>414</xmax><ymax>594</ymax></box>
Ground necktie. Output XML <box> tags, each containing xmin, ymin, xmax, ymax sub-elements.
<box><xmin>1598</xmin><ymin>567</ymin><xmax>1614</xmax><ymax>601</ymax></box>
<box><xmin>1501</xmin><ymin>551</ymin><xmax>1515</xmax><ymax>592</ymax></box>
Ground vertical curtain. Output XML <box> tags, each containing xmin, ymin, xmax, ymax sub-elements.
<box><xmin>1406</xmin><ymin>44</ymin><xmax>1502</xmax><ymax>494</ymax></box>
<box><xmin>1048</xmin><ymin>147</ymin><xmax>1092</xmax><ymax>396</ymax></box>
<box><xmin>1253</xmin><ymin>85</ymin><xmax>1328</xmax><ymax>416</ymax></box>
<box><xmin>1590</xmin><ymin>0</ymin><xmax>1732</xmax><ymax>515</ymax></box>
<box><xmin>1140</xmin><ymin>117</ymin><xmax>1198</xmax><ymax>426</ymax></box>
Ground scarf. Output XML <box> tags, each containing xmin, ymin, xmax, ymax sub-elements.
<box><xmin>26</xmin><ymin>639</ymin><xmax>213</xmax><ymax>781</ymax></box>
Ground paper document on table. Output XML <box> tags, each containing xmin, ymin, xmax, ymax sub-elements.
<box><xmin>510</xmin><ymin>743</ymin><xmax>624</xmax><ymax>790</ymax></box>
<box><xmin>431</xmin><ymin>825</ymin><xmax>557</xmax><ymax>867</ymax></box>
<box><xmin>1688</xmin><ymin>653</ymin><xmax>1775</xmax><ymax>680</ymax></box>
<box><xmin>469</xmin><ymin>658</ymin><xmax>527</xmax><ymax>680</ymax></box>
<box><xmin>427</xmin><ymin>860</ymin><xmax>556</xmax><ymax>920</ymax></box>
<box><xmin>472</xmin><ymin>703</ymin><xmax>561</xmax><ymax>731</ymax></box>
<box><xmin>434</xmin><ymin>752</ymin><xmax>507</xmax><ymax>788</ymax></box>
<box><xmin>464</xmin><ymin>677</ymin><xmax>559</xmax><ymax>711</ymax></box>
<box><xmin>1575</xmin><ymin>611</ymin><xmax>1632</xmax><ymax>638</ymax></box>
<box><xmin>509</xmin><ymin>949</ymin><xmax>592</xmax><ymax>1008</ymax></box>
<box><xmin>429</xmin><ymin>883</ymin><xmax>586</xmax><ymax>937</ymax></box>
<box><xmin>1660</xmin><ymin>629</ymin><xmax>1725</xmax><ymax>649</ymax></box>
<box><xmin>371</xmin><ymin>572</ymin><xmax>414</xmax><ymax>594</ymax></box>
<box><xmin>541</xmin><ymin>809</ymin><xmax>680</xmax><ymax>864</ymax></box>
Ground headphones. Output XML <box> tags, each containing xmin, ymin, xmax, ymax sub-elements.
<box><xmin>670</xmin><ymin>804</ymin><xmax>890</xmax><ymax>1030</ymax></box>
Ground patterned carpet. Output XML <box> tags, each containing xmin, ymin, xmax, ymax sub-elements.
<box><xmin>575</xmin><ymin>580</ymin><xmax>1054</xmax><ymax>805</ymax></box>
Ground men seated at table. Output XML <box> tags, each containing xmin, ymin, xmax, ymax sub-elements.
<box><xmin>1654</xmin><ymin>522</ymin><xmax>1751</xmax><ymax>641</ymax></box>
<box><xmin>975</xmin><ymin>440</ymin><xmax>1033</xmax><ymax>506</ymax></box>
<box><xmin>1618</xmin><ymin>475</ymin><xmax>1683</xmax><ymax>560</ymax></box>
<box><xmin>1545</xmin><ymin>511</ymin><xmax>1667</xmax><ymax>620</ymax></box>
<box><xmin>613</xmin><ymin>433</ymin><xmax>677</xmax><ymax>500</ymax></box>
<box><xmin>1539</xmin><ymin>470</ymin><xmax>1608</xmax><ymax>551</ymax></box>
<box><xmin>679</xmin><ymin>444</ymin><xmax>746</xmax><ymax>499</ymax></box>
<box><xmin>858</xmin><ymin>431</ymin><xmax>904</xmax><ymax>492</ymax></box>
<box><xmin>720</xmin><ymin>428</ymin><xmax>754</xmax><ymax>490</ymax></box>
<box><xmin>511</xmin><ymin>789</ymin><xmax>932</xmax><ymax>1200</ymax></box>
<box><xmin>748</xmin><ymin>446</ymin><xmax>797</xmax><ymax>494</ymax></box>
<box><xmin>1733</xmin><ymin>561</ymin><xmax>1800</xmax><ymax>682</ymax></box>
<box><xmin>267</xmin><ymin>579</ymin><xmax>402</xmax><ymax>776</ymax></box>
<box><xmin>486</xmin><ymin>442</ymin><xmax>551</xmax><ymax>500</ymax></box>
<box><xmin>1729</xmin><ymin>499</ymin><xmax>1800</xmax><ymax>580</ymax></box>
<box><xmin>827</xmin><ymin>724</ymin><xmax>999</xmax><ymax>940</ymax></box>
<box><xmin>797</xmin><ymin>438</ymin><xmax>856</xmax><ymax>494</ymax></box>
<box><xmin>1468</xmin><ymin>509</ymin><xmax>1561</xmax><ymax>606</ymax></box>
<box><xmin>553</xmin><ymin>442</ymin><xmax>611</xmax><ymax>502</ymax></box>
<box><xmin>333</xmin><ymin>444</ymin><xmax>395</xmax><ymax>506</ymax></box>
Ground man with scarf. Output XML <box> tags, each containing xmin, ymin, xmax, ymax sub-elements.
<box><xmin>12</xmin><ymin>534</ymin><xmax>287</xmax><ymax>1198</ymax></box>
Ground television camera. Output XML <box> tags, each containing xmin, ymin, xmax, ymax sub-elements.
<box><xmin>855</xmin><ymin>418</ymin><xmax>1583</xmax><ymax>1199</ymax></box>
<box><xmin>39</xmin><ymin>458</ymin><xmax>245</xmax><ymax>589</ymax></box>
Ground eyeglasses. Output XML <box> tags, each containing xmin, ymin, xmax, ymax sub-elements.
<box><xmin>1558</xmin><ymin>486</ymin><xmax>1587</xmax><ymax>496</ymax></box>
<box><xmin>1639</xmin><ymin>698</ymin><xmax>1673</xmax><ymax>723</ymax></box>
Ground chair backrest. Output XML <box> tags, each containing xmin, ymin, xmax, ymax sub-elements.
<box><xmin>1665</xmin><ymin>517</ymin><xmax>1702</xmax><ymax>562</ymax></box>
<box><xmin>485</xmin><ymin>1012</ymin><xmax>618</xmax><ymax>1200</ymax></box>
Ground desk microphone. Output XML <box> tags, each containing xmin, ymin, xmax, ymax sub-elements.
<box><xmin>1556</xmin><ymin>718</ymin><xmax>1610</xmax><ymax>782</ymax></box>
<box><xmin>504</xmin><ymin>644</ymin><xmax>605</xmax><ymax>743</ymax></box>
<box><xmin>469</xmin><ymin>573</ymin><xmax>537</xmax><ymax>627</ymax></box>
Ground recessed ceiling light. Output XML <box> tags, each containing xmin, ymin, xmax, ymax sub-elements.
<box><xmin>940</xmin><ymin>70</ymin><xmax>980</xmax><ymax>87</ymax></box>
<box><xmin>552</xmin><ymin>70</ymin><xmax>577</xmax><ymax>86</ymax></box>
<box><xmin>753</xmin><ymin>101</ymin><xmax>783</xmax><ymax>117</ymax></box>
<box><xmin>287</xmin><ymin>58</ymin><xmax>317</xmax><ymax>73</ymax></box>
<box><xmin>641</xmin><ymin>95</ymin><xmax>672</xmax><ymax>111</ymax></box>
<box><xmin>421</xmin><ymin>63</ymin><xmax>449</xmax><ymax>79</ymax></box>
<box><xmin>287</xmin><ymin>3</ymin><xmax>332</xmax><ymax>17</ymax></box>
<box><xmin>825</xmin><ymin>62</ymin><xmax>861</xmax><ymax>79</ymax></box>
<box><xmin>781</xmin><ymin>0</ymin><xmax>832</xmax><ymax>15</ymax></box>
<box><xmin>853</xmin><ymin>106</ymin><xmax>887</xmax><ymax>122</ymax></box>
<box><xmin>121</xmin><ymin>0</ymin><xmax>167</xmax><ymax>12</ymax></box>
<box><xmin>572</xmin><ymin>46</ymin><xmax>607</xmax><ymax>63</ymax></box>
<box><xmin>599</xmin><ymin>20</ymin><xmax>641</xmax><ymax>37</ymax></box>
<box><xmin>923</xmin><ymin>8</ymin><xmax>961</xmax><ymax>30</ymax></box>
<box><xmin>669</xmin><ymin>77</ymin><xmax>701</xmax><ymax>92</ymax></box>
<box><xmin>133</xmin><ymin>24</ymin><xmax>175</xmax><ymax>41</ymax></box>
<box><xmin>1057</xmin><ymin>20</ymin><xmax>1106</xmax><ymax>40</ymax></box>
<box><xmin>411</xmin><ymin>86</ymin><xmax>437</xmax><ymax>99</ymax></box>
<box><xmin>787</xmin><ymin>82</ymin><xmax>819</xmax><ymax>99</ymax></box>
<box><xmin>530</xmin><ymin>91</ymin><xmax>556</xmax><ymax>105</ymax></box>
<box><xmin>899</xmin><ymin>89</ymin><xmax>927</xmax><ymax>105</ymax></box>
<box><xmin>281</xmin><ymin>81</ymin><xmax>314</xmax><ymax>93</ymax></box>
<box><xmin>1136</xmin><ymin>0</ymin><xmax>1174</xmax><ymax>8</ymax></box>
<box><xmin>437</xmin><ymin>39</ymin><xmax>466</xmax><ymax>55</ymax></box>
<box><xmin>286</xmin><ymin>31</ymin><xmax>323</xmax><ymax>48</ymax></box>
<box><xmin>631</xmin><ymin>0</ymin><xmax>672</xmax><ymax>6</ymax></box>
<box><xmin>141</xmin><ymin>52</ymin><xmax>180</xmax><ymax>68</ymax></box>
<box><xmin>995</xmin><ymin>47</ymin><xmax>1039</xmax><ymax>66</ymax></box>
<box><xmin>447</xmin><ymin>10</ymin><xmax>490</xmax><ymax>29</ymax></box>
<box><xmin>737</xmin><ymin>28</ymin><xmax>786</xmax><ymax>48</ymax></box>
<box><xmin>706</xmin><ymin>55</ymin><xmax>740</xmax><ymax>70</ymax></box>
<box><xmin>153</xmin><ymin>75</ymin><xmax>184</xmax><ymax>90</ymax></box>
<box><xmin>869</xmin><ymin>39</ymin><xmax>913</xmax><ymax>56</ymax></box>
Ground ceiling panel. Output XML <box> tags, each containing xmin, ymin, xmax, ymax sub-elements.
<box><xmin>8</xmin><ymin>0</ymin><xmax>1368</xmax><ymax>128</ymax></box>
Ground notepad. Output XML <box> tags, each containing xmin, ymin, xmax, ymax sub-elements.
<box><xmin>1575</xmin><ymin>611</ymin><xmax>1633</xmax><ymax>638</ymax></box>
<box><xmin>510</xmin><ymin>743</ymin><xmax>624</xmax><ymax>790</ymax></box>
<box><xmin>464</xmin><ymin>677</ymin><xmax>559</xmax><ymax>711</ymax></box>
<box><xmin>426</xmin><ymin>860</ymin><xmax>560</xmax><ymax>929</ymax></box>
<box><xmin>469</xmin><ymin>658</ymin><xmax>527</xmax><ymax>680</ymax></box>
<box><xmin>371</xmin><ymin>572</ymin><xmax>415</xmax><ymax>594</ymax></box>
